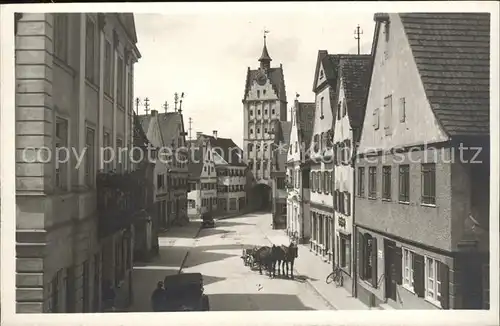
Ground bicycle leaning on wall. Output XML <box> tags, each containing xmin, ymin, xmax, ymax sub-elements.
<box><xmin>325</xmin><ymin>265</ymin><xmax>344</xmax><ymax>287</ymax></box>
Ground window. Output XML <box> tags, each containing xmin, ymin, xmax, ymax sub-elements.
<box><xmin>402</xmin><ymin>248</ymin><xmax>414</xmax><ymax>291</ymax></box>
<box><xmin>357</xmin><ymin>167</ymin><xmax>365</xmax><ymax>197</ymax></box>
<box><xmin>82</xmin><ymin>260</ymin><xmax>90</xmax><ymax>312</ymax></box>
<box><xmin>257</xmin><ymin>128</ymin><xmax>260</xmax><ymax>134</ymax></box>
<box><xmin>384</xmin><ymin>95</ymin><xmax>393</xmax><ymax>136</ymax></box>
<box><xmin>320</xmin><ymin>97</ymin><xmax>324</xmax><ymax>118</ymax></box>
<box><xmin>399</xmin><ymin>165</ymin><xmax>410</xmax><ymax>202</ymax></box>
<box><xmin>53</xmin><ymin>14</ymin><xmax>68</xmax><ymax>62</ymax></box>
<box><xmin>55</xmin><ymin>118</ymin><xmax>68</xmax><ymax>190</ymax></box>
<box><xmin>103</xmin><ymin>132</ymin><xmax>111</xmax><ymax>172</ymax></box>
<box><xmin>337</xmin><ymin>102</ymin><xmax>341</xmax><ymax>120</ymax></box>
<box><xmin>263</xmin><ymin>90</ymin><xmax>266</xmax><ymax>96</ymax></box>
<box><xmin>272</xmin><ymin>109</ymin><xmax>275</xmax><ymax>114</ymax></box>
<box><xmin>342</xmin><ymin>101</ymin><xmax>347</xmax><ymax>117</ymax></box>
<box><xmin>258</xmin><ymin>110</ymin><xmax>261</xmax><ymax>115</ymax></box>
<box><xmin>257</xmin><ymin>90</ymin><xmax>260</xmax><ymax>98</ymax></box>
<box><xmin>85</xmin><ymin>128</ymin><xmax>95</xmax><ymax>186</ymax></box>
<box><xmin>264</xmin><ymin>128</ymin><xmax>268</xmax><ymax>134</ymax></box>
<box><xmin>339</xmin><ymin>234</ymin><xmax>351</xmax><ymax>274</ymax></box>
<box><xmin>250</xmin><ymin>128</ymin><xmax>253</xmax><ymax>134</ymax></box>
<box><xmin>117</xmin><ymin>56</ymin><xmax>124</xmax><ymax>106</ymax></box>
<box><xmin>250</xmin><ymin>110</ymin><xmax>253</xmax><ymax>116</ymax></box>
<box><xmin>421</xmin><ymin>163</ymin><xmax>436</xmax><ymax>205</ymax></box>
<box><xmin>359</xmin><ymin>233</ymin><xmax>377</xmax><ymax>287</ymax></box>
<box><xmin>116</xmin><ymin>138</ymin><xmax>123</xmax><ymax>173</ymax></box>
<box><xmin>157</xmin><ymin>174</ymin><xmax>164</xmax><ymax>189</ymax></box>
<box><xmin>344</xmin><ymin>191</ymin><xmax>351</xmax><ymax>215</ymax></box>
<box><xmin>368</xmin><ymin>167</ymin><xmax>377</xmax><ymax>199</ymax></box>
<box><xmin>50</xmin><ymin>270</ymin><xmax>61</xmax><ymax>313</ymax></box>
<box><xmin>104</xmin><ymin>41</ymin><xmax>112</xmax><ymax>96</ymax></box>
<box><xmin>85</xmin><ymin>17</ymin><xmax>95</xmax><ymax>83</ymax></box>
<box><xmin>399</xmin><ymin>97</ymin><xmax>406</xmax><ymax>123</ymax></box>
<box><xmin>382</xmin><ymin>166</ymin><xmax>391</xmax><ymax>200</ymax></box>
<box><xmin>373</xmin><ymin>108</ymin><xmax>380</xmax><ymax>130</ymax></box>
<box><xmin>425</xmin><ymin>257</ymin><xmax>442</xmax><ymax>305</ymax></box>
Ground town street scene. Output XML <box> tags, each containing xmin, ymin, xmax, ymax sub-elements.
<box><xmin>10</xmin><ymin>8</ymin><xmax>492</xmax><ymax>314</ymax></box>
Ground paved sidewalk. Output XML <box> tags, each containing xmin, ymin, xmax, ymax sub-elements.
<box><xmin>128</xmin><ymin>220</ymin><xmax>201</xmax><ymax>311</ymax></box>
<box><xmin>258</xmin><ymin>222</ymin><xmax>370</xmax><ymax>310</ymax></box>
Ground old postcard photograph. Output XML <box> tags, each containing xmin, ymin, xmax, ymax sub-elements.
<box><xmin>1</xmin><ymin>2</ymin><xmax>498</xmax><ymax>326</ymax></box>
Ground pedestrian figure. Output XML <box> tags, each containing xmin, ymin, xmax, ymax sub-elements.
<box><xmin>151</xmin><ymin>281</ymin><xmax>167</xmax><ymax>312</ymax></box>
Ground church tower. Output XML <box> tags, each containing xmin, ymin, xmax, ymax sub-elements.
<box><xmin>242</xmin><ymin>32</ymin><xmax>287</xmax><ymax>188</ymax></box>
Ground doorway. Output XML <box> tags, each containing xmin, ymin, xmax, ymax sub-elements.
<box><xmin>384</xmin><ymin>239</ymin><xmax>397</xmax><ymax>302</ymax></box>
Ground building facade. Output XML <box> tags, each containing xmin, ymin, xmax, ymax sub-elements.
<box><xmin>308</xmin><ymin>51</ymin><xmax>338</xmax><ymax>262</ymax></box>
<box><xmin>15</xmin><ymin>13</ymin><xmax>145</xmax><ymax>313</ymax></box>
<box><xmin>187</xmin><ymin>135</ymin><xmax>217</xmax><ymax>218</ymax></box>
<box><xmin>270</xmin><ymin>120</ymin><xmax>292</xmax><ymax>229</ymax></box>
<box><xmin>354</xmin><ymin>13</ymin><xmax>490</xmax><ymax>310</ymax></box>
<box><xmin>157</xmin><ymin>110</ymin><xmax>189</xmax><ymax>226</ymax></box>
<box><xmin>286</xmin><ymin>98</ymin><xmax>315</xmax><ymax>243</ymax></box>
<box><xmin>243</xmin><ymin>35</ymin><xmax>287</xmax><ymax>210</ymax></box>
<box><xmin>138</xmin><ymin>110</ymin><xmax>169</xmax><ymax>230</ymax></box>
<box><xmin>332</xmin><ymin>55</ymin><xmax>373</xmax><ymax>294</ymax></box>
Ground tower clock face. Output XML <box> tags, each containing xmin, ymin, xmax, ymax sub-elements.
<box><xmin>256</xmin><ymin>73</ymin><xmax>267</xmax><ymax>86</ymax></box>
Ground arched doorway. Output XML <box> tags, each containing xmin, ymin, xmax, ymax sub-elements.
<box><xmin>251</xmin><ymin>183</ymin><xmax>272</xmax><ymax>212</ymax></box>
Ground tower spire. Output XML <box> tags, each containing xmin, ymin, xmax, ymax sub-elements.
<box><xmin>259</xmin><ymin>30</ymin><xmax>272</xmax><ymax>69</ymax></box>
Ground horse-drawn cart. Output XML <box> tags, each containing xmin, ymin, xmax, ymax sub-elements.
<box><xmin>241</xmin><ymin>248</ymin><xmax>255</xmax><ymax>267</ymax></box>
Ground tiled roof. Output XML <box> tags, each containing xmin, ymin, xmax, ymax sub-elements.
<box><xmin>157</xmin><ymin>112</ymin><xmax>183</xmax><ymax>146</ymax></box>
<box><xmin>297</xmin><ymin>102</ymin><xmax>316</xmax><ymax>148</ymax></box>
<box><xmin>133</xmin><ymin>112</ymin><xmax>151</xmax><ymax>148</ymax></box>
<box><xmin>399</xmin><ymin>12</ymin><xmax>490</xmax><ymax>137</ymax></box>
<box><xmin>339</xmin><ymin>55</ymin><xmax>373</xmax><ymax>132</ymax></box>
<box><xmin>244</xmin><ymin>66</ymin><xmax>287</xmax><ymax>102</ymax></box>
<box><xmin>200</xmin><ymin>135</ymin><xmax>246</xmax><ymax>167</ymax></box>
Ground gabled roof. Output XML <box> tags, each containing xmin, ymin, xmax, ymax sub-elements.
<box><xmin>296</xmin><ymin>102</ymin><xmax>316</xmax><ymax>148</ymax></box>
<box><xmin>157</xmin><ymin>112</ymin><xmax>184</xmax><ymax>147</ymax></box>
<box><xmin>133</xmin><ymin>112</ymin><xmax>152</xmax><ymax>148</ymax></box>
<box><xmin>243</xmin><ymin>66</ymin><xmax>287</xmax><ymax>102</ymax></box>
<box><xmin>338</xmin><ymin>55</ymin><xmax>373</xmax><ymax>132</ymax></box>
<box><xmin>187</xmin><ymin>140</ymin><xmax>204</xmax><ymax>179</ymax></box>
<box><xmin>312</xmin><ymin>51</ymin><xmax>344</xmax><ymax>92</ymax></box>
<box><xmin>398</xmin><ymin>12</ymin><xmax>490</xmax><ymax>137</ymax></box>
<box><xmin>199</xmin><ymin>135</ymin><xmax>246</xmax><ymax>167</ymax></box>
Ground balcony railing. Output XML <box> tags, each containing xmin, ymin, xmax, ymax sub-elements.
<box><xmin>96</xmin><ymin>168</ymin><xmax>150</xmax><ymax>239</ymax></box>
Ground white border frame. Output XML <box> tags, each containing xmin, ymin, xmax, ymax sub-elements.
<box><xmin>1</xmin><ymin>2</ymin><xmax>499</xmax><ymax>326</ymax></box>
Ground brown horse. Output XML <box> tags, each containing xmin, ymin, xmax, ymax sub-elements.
<box><xmin>252</xmin><ymin>246</ymin><xmax>273</xmax><ymax>277</ymax></box>
<box><xmin>271</xmin><ymin>242</ymin><xmax>299</xmax><ymax>279</ymax></box>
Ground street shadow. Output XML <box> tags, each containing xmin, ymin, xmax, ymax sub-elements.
<box><xmin>176</xmin><ymin>273</ymin><xmax>226</xmax><ymax>287</ymax></box>
<box><xmin>134</xmin><ymin>246</ymin><xmax>192</xmax><ymax>268</ymax></box>
<box><xmin>268</xmin><ymin>273</ymin><xmax>320</xmax><ymax>283</ymax></box>
<box><xmin>207</xmin><ymin>293</ymin><xmax>315</xmax><ymax>311</ymax></box>
<box><xmin>197</xmin><ymin>228</ymin><xmax>235</xmax><ymax>238</ymax></box>
<box><xmin>183</xmin><ymin>248</ymin><xmax>234</xmax><ymax>268</ymax></box>
<box><xmin>193</xmin><ymin>243</ymin><xmax>259</xmax><ymax>252</ymax></box>
<box><xmin>158</xmin><ymin>225</ymin><xmax>200</xmax><ymax>239</ymax></box>
<box><xmin>213</xmin><ymin>220</ymin><xmax>254</xmax><ymax>228</ymax></box>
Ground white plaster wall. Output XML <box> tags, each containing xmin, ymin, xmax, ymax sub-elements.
<box><xmin>358</xmin><ymin>14</ymin><xmax>449</xmax><ymax>154</ymax></box>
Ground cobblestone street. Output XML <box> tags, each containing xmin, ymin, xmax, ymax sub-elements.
<box><xmin>129</xmin><ymin>212</ymin><xmax>370</xmax><ymax>311</ymax></box>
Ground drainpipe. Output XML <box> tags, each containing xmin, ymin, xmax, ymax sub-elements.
<box><xmin>351</xmin><ymin>155</ymin><xmax>357</xmax><ymax>297</ymax></box>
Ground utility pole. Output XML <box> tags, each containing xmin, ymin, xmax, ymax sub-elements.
<box><xmin>354</xmin><ymin>24</ymin><xmax>363</xmax><ymax>55</ymax></box>
<box><xmin>144</xmin><ymin>97</ymin><xmax>150</xmax><ymax>115</ymax></box>
<box><xmin>135</xmin><ymin>97</ymin><xmax>141</xmax><ymax>115</ymax></box>
<box><xmin>174</xmin><ymin>93</ymin><xmax>179</xmax><ymax>112</ymax></box>
<box><xmin>179</xmin><ymin>92</ymin><xmax>185</xmax><ymax>114</ymax></box>
<box><xmin>188</xmin><ymin>117</ymin><xmax>193</xmax><ymax>142</ymax></box>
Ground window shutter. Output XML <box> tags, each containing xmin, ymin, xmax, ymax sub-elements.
<box><xmin>346</xmin><ymin>192</ymin><xmax>351</xmax><ymax>216</ymax></box>
<box><xmin>357</xmin><ymin>231</ymin><xmax>365</xmax><ymax>280</ymax></box>
<box><xmin>371</xmin><ymin>238</ymin><xmax>378</xmax><ymax>288</ymax></box>
<box><xmin>412</xmin><ymin>254</ymin><xmax>425</xmax><ymax>297</ymax></box>
<box><xmin>394</xmin><ymin>246</ymin><xmax>403</xmax><ymax>285</ymax></box>
<box><xmin>333</xmin><ymin>190</ymin><xmax>337</xmax><ymax>210</ymax></box>
<box><xmin>439</xmin><ymin>262</ymin><xmax>450</xmax><ymax>309</ymax></box>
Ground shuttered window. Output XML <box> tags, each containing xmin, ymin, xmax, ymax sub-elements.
<box><xmin>357</xmin><ymin>167</ymin><xmax>365</xmax><ymax>197</ymax></box>
<box><xmin>368</xmin><ymin>167</ymin><xmax>377</xmax><ymax>199</ymax></box>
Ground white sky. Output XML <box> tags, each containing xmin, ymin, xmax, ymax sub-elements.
<box><xmin>133</xmin><ymin>12</ymin><xmax>376</xmax><ymax>148</ymax></box>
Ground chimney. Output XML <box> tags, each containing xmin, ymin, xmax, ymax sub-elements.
<box><xmin>196</xmin><ymin>132</ymin><xmax>202</xmax><ymax>139</ymax></box>
<box><xmin>151</xmin><ymin>109</ymin><xmax>158</xmax><ymax>116</ymax></box>
<box><xmin>213</xmin><ymin>130</ymin><xmax>218</xmax><ymax>139</ymax></box>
